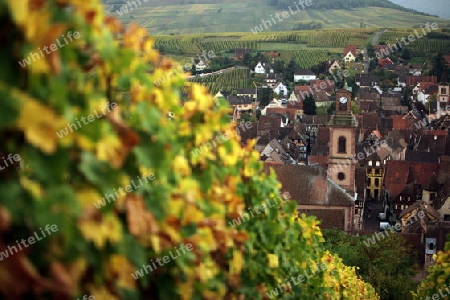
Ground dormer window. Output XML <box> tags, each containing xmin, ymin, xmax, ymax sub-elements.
<box><xmin>375</xmin><ymin>161</ymin><xmax>380</xmax><ymax>167</ymax></box>
<box><xmin>368</xmin><ymin>161</ymin><xmax>372</xmax><ymax>166</ymax></box>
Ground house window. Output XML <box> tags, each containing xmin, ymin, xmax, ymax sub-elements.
<box><xmin>338</xmin><ymin>136</ymin><xmax>346</xmax><ymax>153</ymax></box>
<box><xmin>442</xmin><ymin>88</ymin><xmax>447</xmax><ymax>94</ymax></box>
<box><xmin>375</xmin><ymin>161</ymin><xmax>380</xmax><ymax>167</ymax></box>
<box><xmin>375</xmin><ymin>178</ymin><xmax>379</xmax><ymax>187</ymax></box>
<box><xmin>338</xmin><ymin>172</ymin><xmax>345</xmax><ymax>181</ymax></box>
<box><xmin>368</xmin><ymin>161</ymin><xmax>372</xmax><ymax>166</ymax></box>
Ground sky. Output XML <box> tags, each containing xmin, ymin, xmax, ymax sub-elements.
<box><xmin>390</xmin><ymin>0</ymin><xmax>450</xmax><ymax>19</ymax></box>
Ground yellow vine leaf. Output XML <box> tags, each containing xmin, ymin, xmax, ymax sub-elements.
<box><xmin>108</xmin><ymin>255</ymin><xmax>136</xmax><ymax>290</ymax></box>
<box><xmin>13</xmin><ymin>88</ymin><xmax>66</xmax><ymax>154</ymax></box>
<box><xmin>268</xmin><ymin>254</ymin><xmax>279</xmax><ymax>268</ymax></box>
<box><xmin>230</xmin><ymin>250</ymin><xmax>243</xmax><ymax>275</ymax></box>
<box><xmin>19</xmin><ymin>176</ymin><xmax>43</xmax><ymax>199</ymax></box>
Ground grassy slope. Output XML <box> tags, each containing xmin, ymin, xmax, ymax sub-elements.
<box><xmin>103</xmin><ymin>0</ymin><xmax>450</xmax><ymax>35</ymax></box>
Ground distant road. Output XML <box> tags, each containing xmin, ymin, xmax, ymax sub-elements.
<box><xmin>187</xmin><ymin>66</ymin><xmax>249</xmax><ymax>79</ymax></box>
<box><xmin>371</xmin><ymin>30</ymin><xmax>383</xmax><ymax>46</ymax></box>
<box><xmin>362</xmin><ymin>30</ymin><xmax>384</xmax><ymax>73</ymax></box>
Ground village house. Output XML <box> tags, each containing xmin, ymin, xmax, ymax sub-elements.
<box><xmin>294</xmin><ymin>69</ymin><xmax>317</xmax><ymax>82</ymax></box>
<box><xmin>343</xmin><ymin>45</ymin><xmax>357</xmax><ymax>62</ymax></box>
<box><xmin>273</xmin><ymin>82</ymin><xmax>288</xmax><ymax>97</ymax></box>
<box><xmin>237</xmin><ymin>88</ymin><xmax>257</xmax><ymax>100</ymax></box>
<box><xmin>254</xmin><ymin>61</ymin><xmax>266</xmax><ymax>74</ymax></box>
<box><xmin>227</xmin><ymin>96</ymin><xmax>253</xmax><ymax>112</ymax></box>
<box><xmin>194</xmin><ymin>59</ymin><xmax>207</xmax><ymax>71</ymax></box>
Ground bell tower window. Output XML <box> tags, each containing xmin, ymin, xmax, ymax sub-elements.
<box><xmin>338</xmin><ymin>136</ymin><xmax>346</xmax><ymax>154</ymax></box>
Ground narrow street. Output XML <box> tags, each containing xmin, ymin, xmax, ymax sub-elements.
<box><xmin>362</xmin><ymin>199</ymin><xmax>385</xmax><ymax>232</ymax></box>
<box><xmin>363</xmin><ymin>30</ymin><xmax>384</xmax><ymax>73</ymax></box>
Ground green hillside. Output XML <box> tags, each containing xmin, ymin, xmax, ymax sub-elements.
<box><xmin>102</xmin><ymin>0</ymin><xmax>450</xmax><ymax>35</ymax></box>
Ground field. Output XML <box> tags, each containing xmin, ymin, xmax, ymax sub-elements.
<box><xmin>154</xmin><ymin>29</ymin><xmax>377</xmax><ymax>68</ymax></box>
<box><xmin>377</xmin><ymin>28</ymin><xmax>450</xmax><ymax>53</ymax></box>
<box><xmin>157</xmin><ymin>26</ymin><xmax>450</xmax><ymax>76</ymax></box>
<box><xmin>187</xmin><ymin>68</ymin><xmax>253</xmax><ymax>95</ymax></box>
<box><xmin>102</xmin><ymin>0</ymin><xmax>450</xmax><ymax>35</ymax></box>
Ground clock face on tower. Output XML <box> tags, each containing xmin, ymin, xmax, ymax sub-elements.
<box><xmin>339</xmin><ymin>96</ymin><xmax>348</xmax><ymax>104</ymax></box>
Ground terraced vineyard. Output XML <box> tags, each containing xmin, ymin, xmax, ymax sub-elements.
<box><xmin>377</xmin><ymin>29</ymin><xmax>450</xmax><ymax>53</ymax></box>
<box><xmin>284</xmin><ymin>30</ymin><xmax>375</xmax><ymax>47</ymax></box>
<box><xmin>411</xmin><ymin>38</ymin><xmax>450</xmax><ymax>53</ymax></box>
<box><xmin>279</xmin><ymin>50</ymin><xmax>334</xmax><ymax>68</ymax></box>
<box><xmin>154</xmin><ymin>29</ymin><xmax>378</xmax><ymax>55</ymax></box>
<box><xmin>187</xmin><ymin>68</ymin><xmax>253</xmax><ymax>95</ymax></box>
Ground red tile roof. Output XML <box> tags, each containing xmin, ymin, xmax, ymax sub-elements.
<box><xmin>309</xmin><ymin>79</ymin><xmax>335</xmax><ymax>93</ymax></box>
<box><xmin>266</xmin><ymin>107</ymin><xmax>287</xmax><ymax>115</ymax></box>
<box><xmin>263</xmin><ymin>163</ymin><xmax>354</xmax><ymax>207</ymax></box>
<box><xmin>417</xmin><ymin>82</ymin><xmax>439</xmax><ymax>93</ymax></box>
<box><xmin>384</xmin><ymin>161</ymin><xmax>440</xmax><ymax>200</ymax></box>
<box><xmin>407</xmin><ymin>76</ymin><xmax>437</xmax><ymax>86</ymax></box>
<box><xmin>343</xmin><ymin>45</ymin><xmax>357</xmax><ymax>56</ymax></box>
<box><xmin>286</xmin><ymin>108</ymin><xmax>299</xmax><ymax>120</ymax></box>
<box><xmin>287</xmin><ymin>100</ymin><xmax>303</xmax><ymax>110</ymax></box>
<box><xmin>378</xmin><ymin>57</ymin><xmax>394</xmax><ymax>67</ymax></box>
<box><xmin>294</xmin><ymin>85</ymin><xmax>311</xmax><ymax>91</ymax></box>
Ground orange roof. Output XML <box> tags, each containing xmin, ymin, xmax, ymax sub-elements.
<box><xmin>343</xmin><ymin>45</ymin><xmax>357</xmax><ymax>56</ymax></box>
<box><xmin>384</xmin><ymin>161</ymin><xmax>439</xmax><ymax>199</ymax></box>
<box><xmin>294</xmin><ymin>86</ymin><xmax>311</xmax><ymax>92</ymax></box>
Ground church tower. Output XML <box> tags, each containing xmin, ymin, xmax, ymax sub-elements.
<box><xmin>437</xmin><ymin>70</ymin><xmax>449</xmax><ymax>112</ymax></box>
<box><xmin>328</xmin><ymin>89</ymin><xmax>358</xmax><ymax>193</ymax></box>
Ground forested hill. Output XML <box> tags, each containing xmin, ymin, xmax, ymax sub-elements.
<box><xmin>269</xmin><ymin>0</ymin><xmax>433</xmax><ymax>16</ymax></box>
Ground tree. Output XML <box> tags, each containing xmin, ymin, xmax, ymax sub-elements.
<box><xmin>369</xmin><ymin>59</ymin><xmax>378</xmax><ymax>72</ymax></box>
<box><xmin>401</xmin><ymin>48</ymin><xmax>411</xmax><ymax>60</ymax></box>
<box><xmin>286</xmin><ymin>58</ymin><xmax>299</xmax><ymax>83</ymax></box>
<box><xmin>303</xmin><ymin>95</ymin><xmax>317</xmax><ymax>115</ymax></box>
<box><xmin>402</xmin><ymin>86</ymin><xmax>414</xmax><ymax>108</ymax></box>
<box><xmin>0</xmin><ymin>1</ymin><xmax>379</xmax><ymax>299</ymax></box>
<box><xmin>327</xmin><ymin>102</ymin><xmax>336</xmax><ymax>115</ymax></box>
<box><xmin>351</xmin><ymin>101</ymin><xmax>362</xmax><ymax>114</ymax></box>
<box><xmin>273</xmin><ymin>59</ymin><xmax>285</xmax><ymax>74</ymax></box>
<box><xmin>430</xmin><ymin>53</ymin><xmax>450</xmax><ymax>80</ymax></box>
<box><xmin>258</xmin><ymin>87</ymin><xmax>274</xmax><ymax>108</ymax></box>
<box><xmin>356</xmin><ymin>53</ymin><xmax>364</xmax><ymax>62</ymax></box>
<box><xmin>323</xmin><ymin>230</ymin><xmax>418</xmax><ymax>300</ymax></box>
<box><xmin>242</xmin><ymin>53</ymin><xmax>252</xmax><ymax>68</ymax></box>
<box><xmin>366</xmin><ymin>43</ymin><xmax>375</xmax><ymax>59</ymax></box>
